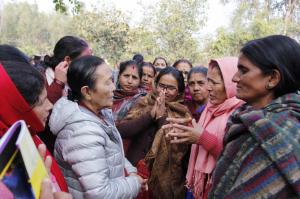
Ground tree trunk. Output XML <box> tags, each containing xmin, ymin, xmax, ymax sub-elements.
<box><xmin>284</xmin><ymin>0</ymin><xmax>298</xmax><ymax>35</ymax></box>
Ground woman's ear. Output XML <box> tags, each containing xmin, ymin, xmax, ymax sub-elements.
<box><xmin>267</xmin><ymin>69</ymin><xmax>281</xmax><ymax>89</ymax></box>
<box><xmin>81</xmin><ymin>86</ymin><xmax>92</xmax><ymax>101</ymax></box>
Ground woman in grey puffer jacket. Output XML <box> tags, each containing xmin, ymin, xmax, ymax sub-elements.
<box><xmin>49</xmin><ymin>56</ymin><xmax>145</xmax><ymax>199</ymax></box>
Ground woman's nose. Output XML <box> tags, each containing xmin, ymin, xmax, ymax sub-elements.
<box><xmin>128</xmin><ymin>77</ymin><xmax>133</xmax><ymax>83</ymax></box>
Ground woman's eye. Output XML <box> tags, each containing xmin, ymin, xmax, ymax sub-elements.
<box><xmin>240</xmin><ymin>69</ymin><xmax>247</xmax><ymax>74</ymax></box>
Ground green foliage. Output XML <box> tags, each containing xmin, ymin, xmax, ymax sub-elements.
<box><xmin>71</xmin><ymin>6</ymin><xmax>130</xmax><ymax>66</ymax></box>
<box><xmin>204</xmin><ymin>0</ymin><xmax>300</xmax><ymax>60</ymax></box>
<box><xmin>0</xmin><ymin>2</ymin><xmax>72</xmax><ymax>56</ymax></box>
<box><xmin>148</xmin><ymin>0</ymin><xmax>207</xmax><ymax>64</ymax></box>
<box><xmin>53</xmin><ymin>0</ymin><xmax>82</xmax><ymax>14</ymax></box>
<box><xmin>1</xmin><ymin>0</ymin><xmax>299</xmax><ymax>67</ymax></box>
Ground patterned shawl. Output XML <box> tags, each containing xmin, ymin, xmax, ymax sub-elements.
<box><xmin>112</xmin><ymin>88</ymin><xmax>146</xmax><ymax>121</ymax></box>
<box><xmin>209</xmin><ymin>93</ymin><xmax>300</xmax><ymax>198</ymax></box>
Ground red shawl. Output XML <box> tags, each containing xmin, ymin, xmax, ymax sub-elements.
<box><xmin>0</xmin><ymin>63</ymin><xmax>68</xmax><ymax>192</ymax></box>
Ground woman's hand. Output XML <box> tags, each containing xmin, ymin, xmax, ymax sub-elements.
<box><xmin>38</xmin><ymin>144</ymin><xmax>52</xmax><ymax>173</ymax></box>
<box><xmin>155</xmin><ymin>90</ymin><xmax>166</xmax><ymax>119</ymax></box>
<box><xmin>129</xmin><ymin>173</ymin><xmax>148</xmax><ymax>191</ymax></box>
<box><xmin>54</xmin><ymin>61</ymin><xmax>68</xmax><ymax>84</ymax></box>
<box><xmin>151</xmin><ymin>90</ymin><xmax>166</xmax><ymax>120</ymax></box>
<box><xmin>166</xmin><ymin>117</ymin><xmax>192</xmax><ymax>125</ymax></box>
<box><xmin>38</xmin><ymin>144</ymin><xmax>72</xmax><ymax>199</ymax></box>
<box><xmin>40</xmin><ymin>179</ymin><xmax>72</xmax><ymax>199</ymax></box>
<box><xmin>164</xmin><ymin>119</ymin><xmax>203</xmax><ymax>144</ymax></box>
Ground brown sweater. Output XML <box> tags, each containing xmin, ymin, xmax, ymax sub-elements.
<box><xmin>117</xmin><ymin>112</ymin><xmax>165</xmax><ymax>166</ymax></box>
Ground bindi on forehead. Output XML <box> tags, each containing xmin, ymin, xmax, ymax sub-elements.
<box><xmin>131</xmin><ymin>65</ymin><xmax>136</xmax><ymax>70</ymax></box>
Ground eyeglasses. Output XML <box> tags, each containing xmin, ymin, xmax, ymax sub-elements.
<box><xmin>157</xmin><ymin>83</ymin><xmax>178</xmax><ymax>92</ymax></box>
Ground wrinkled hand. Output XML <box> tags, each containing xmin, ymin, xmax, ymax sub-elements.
<box><xmin>54</xmin><ymin>61</ymin><xmax>68</xmax><ymax>83</ymax></box>
<box><xmin>40</xmin><ymin>179</ymin><xmax>72</xmax><ymax>199</ymax></box>
<box><xmin>162</xmin><ymin>117</ymin><xmax>192</xmax><ymax>141</ymax></box>
<box><xmin>164</xmin><ymin>119</ymin><xmax>203</xmax><ymax>144</ymax></box>
<box><xmin>129</xmin><ymin>173</ymin><xmax>148</xmax><ymax>191</ymax></box>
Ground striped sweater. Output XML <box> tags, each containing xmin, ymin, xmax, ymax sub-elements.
<box><xmin>209</xmin><ymin>93</ymin><xmax>300</xmax><ymax>199</ymax></box>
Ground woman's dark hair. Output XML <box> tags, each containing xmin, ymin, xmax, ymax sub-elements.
<box><xmin>44</xmin><ymin>36</ymin><xmax>89</xmax><ymax>70</ymax></box>
<box><xmin>118</xmin><ymin>60</ymin><xmax>143</xmax><ymax>80</ymax></box>
<box><xmin>155</xmin><ymin>67</ymin><xmax>185</xmax><ymax>94</ymax></box>
<box><xmin>153</xmin><ymin>56</ymin><xmax>168</xmax><ymax>66</ymax></box>
<box><xmin>241</xmin><ymin>35</ymin><xmax>300</xmax><ymax>97</ymax></box>
<box><xmin>2</xmin><ymin>61</ymin><xmax>44</xmax><ymax>106</ymax></box>
<box><xmin>132</xmin><ymin>53</ymin><xmax>144</xmax><ymax>67</ymax></box>
<box><xmin>141</xmin><ymin>62</ymin><xmax>156</xmax><ymax>76</ymax></box>
<box><xmin>187</xmin><ymin>66</ymin><xmax>208</xmax><ymax>81</ymax></box>
<box><xmin>173</xmin><ymin>59</ymin><xmax>192</xmax><ymax>69</ymax></box>
<box><xmin>67</xmin><ymin>55</ymin><xmax>105</xmax><ymax>102</ymax></box>
<box><xmin>0</xmin><ymin>45</ymin><xmax>30</xmax><ymax>64</ymax></box>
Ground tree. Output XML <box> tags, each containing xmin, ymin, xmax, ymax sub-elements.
<box><xmin>203</xmin><ymin>0</ymin><xmax>300</xmax><ymax>59</ymax></box>
<box><xmin>72</xmin><ymin>6</ymin><xmax>130</xmax><ymax>67</ymax></box>
<box><xmin>147</xmin><ymin>0</ymin><xmax>208</xmax><ymax>64</ymax></box>
<box><xmin>0</xmin><ymin>2</ymin><xmax>72</xmax><ymax>56</ymax></box>
<box><xmin>53</xmin><ymin>0</ymin><xmax>83</xmax><ymax>15</ymax></box>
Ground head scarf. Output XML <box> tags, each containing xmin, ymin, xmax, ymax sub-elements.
<box><xmin>0</xmin><ymin>63</ymin><xmax>68</xmax><ymax>192</ymax></box>
<box><xmin>0</xmin><ymin>64</ymin><xmax>44</xmax><ymax>136</ymax></box>
<box><xmin>186</xmin><ymin>57</ymin><xmax>244</xmax><ymax>198</ymax></box>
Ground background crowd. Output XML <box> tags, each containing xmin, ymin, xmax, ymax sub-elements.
<box><xmin>0</xmin><ymin>34</ymin><xmax>300</xmax><ymax>199</ymax></box>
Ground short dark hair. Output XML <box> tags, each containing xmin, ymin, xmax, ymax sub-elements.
<box><xmin>67</xmin><ymin>56</ymin><xmax>105</xmax><ymax>102</ymax></box>
<box><xmin>141</xmin><ymin>62</ymin><xmax>156</xmax><ymax>76</ymax></box>
<box><xmin>187</xmin><ymin>66</ymin><xmax>208</xmax><ymax>81</ymax></box>
<box><xmin>155</xmin><ymin>67</ymin><xmax>185</xmax><ymax>94</ymax></box>
<box><xmin>0</xmin><ymin>45</ymin><xmax>30</xmax><ymax>64</ymax></box>
<box><xmin>173</xmin><ymin>59</ymin><xmax>192</xmax><ymax>69</ymax></box>
<box><xmin>2</xmin><ymin>61</ymin><xmax>44</xmax><ymax>106</ymax></box>
<box><xmin>241</xmin><ymin>35</ymin><xmax>300</xmax><ymax>97</ymax></box>
<box><xmin>118</xmin><ymin>60</ymin><xmax>143</xmax><ymax>80</ymax></box>
<box><xmin>44</xmin><ymin>36</ymin><xmax>89</xmax><ymax>70</ymax></box>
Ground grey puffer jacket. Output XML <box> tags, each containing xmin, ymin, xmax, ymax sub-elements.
<box><xmin>49</xmin><ymin>97</ymin><xmax>141</xmax><ymax>199</ymax></box>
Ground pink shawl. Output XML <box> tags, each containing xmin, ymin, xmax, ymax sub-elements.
<box><xmin>186</xmin><ymin>57</ymin><xmax>244</xmax><ymax>198</ymax></box>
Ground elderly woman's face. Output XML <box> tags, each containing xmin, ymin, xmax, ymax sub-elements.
<box><xmin>188</xmin><ymin>72</ymin><xmax>209</xmax><ymax>104</ymax></box>
<box><xmin>232</xmin><ymin>54</ymin><xmax>275</xmax><ymax>107</ymax></box>
<box><xmin>87</xmin><ymin>64</ymin><xmax>116</xmax><ymax>109</ymax></box>
<box><xmin>207</xmin><ymin>67</ymin><xmax>227</xmax><ymax>105</ymax></box>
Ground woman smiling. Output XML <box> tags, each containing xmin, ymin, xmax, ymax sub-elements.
<box><xmin>49</xmin><ymin>56</ymin><xmax>145</xmax><ymax>198</ymax></box>
<box><xmin>117</xmin><ymin>67</ymin><xmax>191</xmax><ymax>198</ymax></box>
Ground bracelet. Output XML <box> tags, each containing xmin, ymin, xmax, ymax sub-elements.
<box><xmin>54</xmin><ymin>78</ymin><xmax>65</xmax><ymax>87</ymax></box>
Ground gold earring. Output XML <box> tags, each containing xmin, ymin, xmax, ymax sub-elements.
<box><xmin>265</xmin><ymin>84</ymin><xmax>272</xmax><ymax>90</ymax></box>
